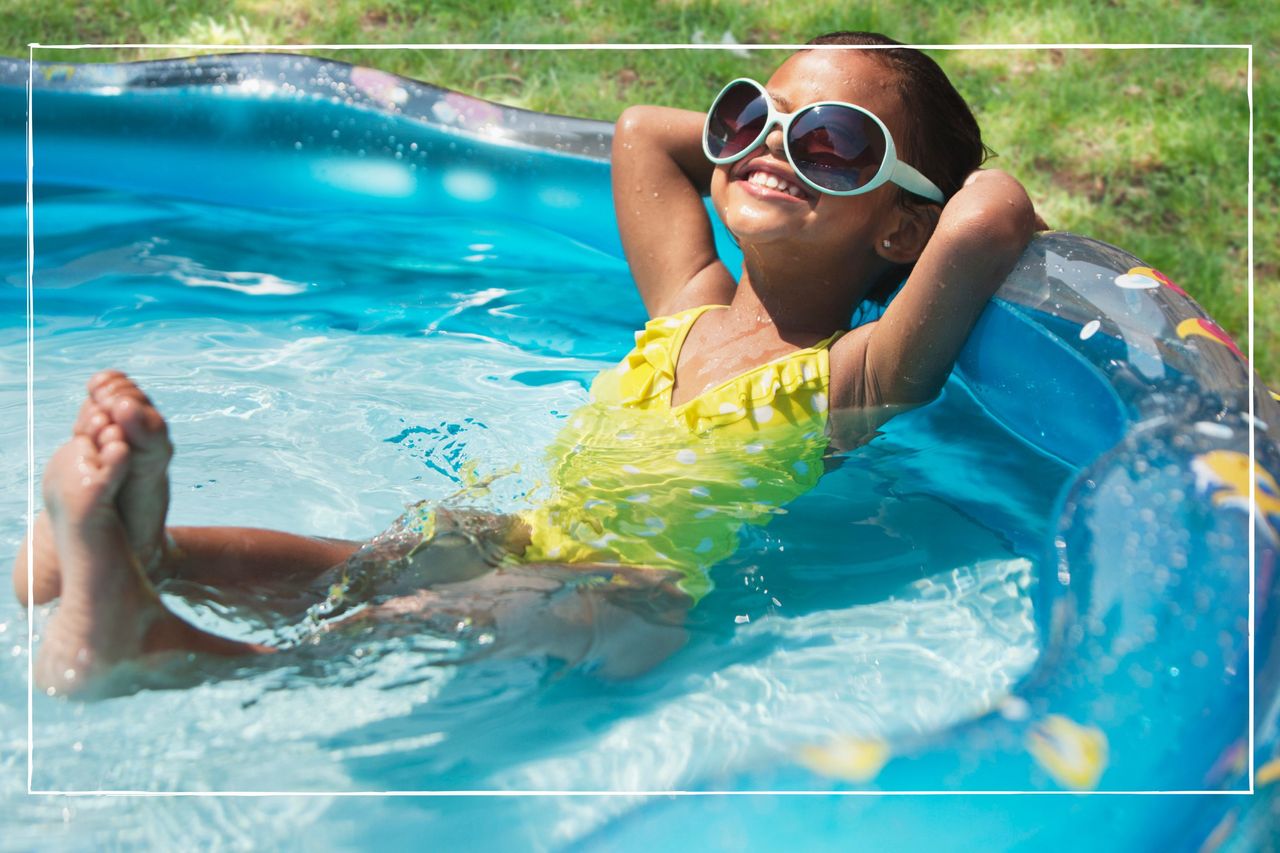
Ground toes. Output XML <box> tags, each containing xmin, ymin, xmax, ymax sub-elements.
<box><xmin>40</xmin><ymin>435</ymin><xmax>132</xmax><ymax>522</ymax></box>
<box><xmin>82</xmin><ymin>372</ymin><xmax>170</xmax><ymax>454</ymax></box>
<box><xmin>90</xmin><ymin>374</ymin><xmax>152</xmax><ymax>420</ymax></box>
<box><xmin>69</xmin><ymin>433</ymin><xmax>129</xmax><ymax>495</ymax></box>
<box><xmin>92</xmin><ymin>380</ymin><xmax>150</xmax><ymax>411</ymax></box>
<box><xmin>97</xmin><ymin>437</ymin><xmax>131</xmax><ymax>491</ymax></box>
<box><xmin>44</xmin><ymin>436</ymin><xmax>101</xmax><ymax>500</ymax></box>
<box><xmin>86</xmin><ymin>369</ymin><xmax>128</xmax><ymax>395</ymax></box>
<box><xmin>97</xmin><ymin>423</ymin><xmax>126</xmax><ymax>450</ymax></box>
<box><xmin>110</xmin><ymin>396</ymin><xmax>170</xmax><ymax>453</ymax></box>
<box><xmin>73</xmin><ymin>402</ymin><xmax>109</xmax><ymax>438</ymax></box>
<box><xmin>69</xmin><ymin>435</ymin><xmax>104</xmax><ymax>476</ymax></box>
<box><xmin>73</xmin><ymin>396</ymin><xmax>97</xmax><ymax>434</ymax></box>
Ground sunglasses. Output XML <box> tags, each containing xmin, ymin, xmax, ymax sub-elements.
<box><xmin>701</xmin><ymin>78</ymin><xmax>945</xmax><ymax>203</ymax></box>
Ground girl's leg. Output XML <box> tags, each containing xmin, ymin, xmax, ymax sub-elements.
<box><xmin>14</xmin><ymin>371</ymin><xmax>360</xmax><ymax>606</ymax></box>
<box><xmin>34</xmin><ymin>429</ymin><xmax>684</xmax><ymax>694</ymax></box>
<box><xmin>15</xmin><ymin>520</ymin><xmax>358</xmax><ymax>606</ymax></box>
<box><xmin>35</xmin><ymin>432</ymin><xmax>272</xmax><ymax>697</ymax></box>
<box><xmin>327</xmin><ymin>560</ymin><xmax>690</xmax><ymax>680</ymax></box>
<box><xmin>27</xmin><ymin>370</ymin><xmax>689</xmax><ymax>694</ymax></box>
<box><xmin>154</xmin><ymin>527</ymin><xmax>359</xmax><ymax>588</ymax></box>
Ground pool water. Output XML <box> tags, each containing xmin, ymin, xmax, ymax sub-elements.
<box><xmin>1</xmin><ymin>182</ymin><xmax>1072</xmax><ymax>846</ymax></box>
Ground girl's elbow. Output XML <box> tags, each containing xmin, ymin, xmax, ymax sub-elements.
<box><xmin>950</xmin><ymin>173</ymin><xmax>1037</xmax><ymax>251</ymax></box>
<box><xmin>957</xmin><ymin>194</ymin><xmax>1036</xmax><ymax>258</ymax></box>
<box><xmin>614</xmin><ymin>105</ymin><xmax>660</xmax><ymax>144</ymax></box>
<box><xmin>986</xmin><ymin>180</ymin><xmax>1037</xmax><ymax>251</ymax></box>
<box><xmin>1005</xmin><ymin>190</ymin><xmax>1038</xmax><ymax>247</ymax></box>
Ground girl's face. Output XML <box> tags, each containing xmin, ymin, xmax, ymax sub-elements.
<box><xmin>709</xmin><ymin>49</ymin><xmax>911</xmax><ymax>255</ymax></box>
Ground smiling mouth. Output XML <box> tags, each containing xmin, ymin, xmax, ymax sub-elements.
<box><xmin>740</xmin><ymin>167</ymin><xmax>809</xmax><ymax>200</ymax></box>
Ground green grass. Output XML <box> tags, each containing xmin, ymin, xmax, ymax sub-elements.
<box><xmin>4</xmin><ymin>0</ymin><xmax>1274</xmax><ymax>386</ymax></box>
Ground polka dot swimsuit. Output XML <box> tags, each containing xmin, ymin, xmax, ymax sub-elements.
<box><xmin>518</xmin><ymin>305</ymin><xmax>843</xmax><ymax>600</ymax></box>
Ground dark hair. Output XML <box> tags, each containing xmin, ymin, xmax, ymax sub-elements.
<box><xmin>806</xmin><ymin>32</ymin><xmax>988</xmax><ymax>302</ymax></box>
<box><xmin>806</xmin><ymin>31</ymin><xmax>987</xmax><ymax>202</ymax></box>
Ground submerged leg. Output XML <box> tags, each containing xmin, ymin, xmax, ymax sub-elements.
<box><xmin>35</xmin><ymin>433</ymin><xmax>270</xmax><ymax>697</ymax></box>
<box><xmin>329</xmin><ymin>561</ymin><xmax>691</xmax><ymax>680</ymax></box>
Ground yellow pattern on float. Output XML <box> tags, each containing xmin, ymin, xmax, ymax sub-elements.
<box><xmin>1027</xmin><ymin>715</ymin><xmax>1109</xmax><ymax>790</ymax></box>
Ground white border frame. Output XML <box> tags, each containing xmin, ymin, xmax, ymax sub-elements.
<box><xmin>22</xmin><ymin>40</ymin><xmax>1257</xmax><ymax>800</ymax></box>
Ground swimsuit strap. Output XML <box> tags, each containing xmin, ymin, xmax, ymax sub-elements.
<box><xmin>812</xmin><ymin>327</ymin><xmax>846</xmax><ymax>351</ymax></box>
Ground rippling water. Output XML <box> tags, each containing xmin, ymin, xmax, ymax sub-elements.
<box><xmin>1</xmin><ymin>183</ymin><xmax>1071</xmax><ymax>848</ymax></box>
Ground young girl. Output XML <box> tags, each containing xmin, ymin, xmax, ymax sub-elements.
<box><xmin>20</xmin><ymin>33</ymin><xmax>1037</xmax><ymax>696</ymax></box>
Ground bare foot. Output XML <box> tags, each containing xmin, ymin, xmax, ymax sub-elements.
<box><xmin>13</xmin><ymin>372</ymin><xmax>173</xmax><ymax>606</ymax></box>
<box><xmin>12</xmin><ymin>388</ymin><xmax>114</xmax><ymax>604</ymax></box>
<box><xmin>87</xmin><ymin>371</ymin><xmax>173</xmax><ymax>573</ymax></box>
<box><xmin>33</xmin><ymin>433</ymin><xmax>165</xmax><ymax>694</ymax></box>
<box><xmin>35</xmin><ymin>433</ymin><xmax>267</xmax><ymax>697</ymax></box>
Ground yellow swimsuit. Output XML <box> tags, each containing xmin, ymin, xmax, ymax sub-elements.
<box><xmin>517</xmin><ymin>305</ymin><xmax>844</xmax><ymax>601</ymax></box>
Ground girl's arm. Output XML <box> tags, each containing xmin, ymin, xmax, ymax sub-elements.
<box><xmin>611</xmin><ymin>106</ymin><xmax>736</xmax><ymax>317</ymax></box>
<box><xmin>828</xmin><ymin>170</ymin><xmax>1038</xmax><ymax>443</ymax></box>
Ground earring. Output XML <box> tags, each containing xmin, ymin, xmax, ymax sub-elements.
<box><xmin>882</xmin><ymin>239</ymin><xmax>892</xmax><ymax>249</ymax></box>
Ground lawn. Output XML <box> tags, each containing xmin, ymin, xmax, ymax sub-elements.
<box><xmin>4</xmin><ymin>0</ymin><xmax>1274</xmax><ymax>386</ymax></box>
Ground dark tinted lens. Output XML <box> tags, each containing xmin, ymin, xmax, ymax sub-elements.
<box><xmin>788</xmin><ymin>105</ymin><xmax>886</xmax><ymax>192</ymax></box>
<box><xmin>706</xmin><ymin>82</ymin><xmax>770</xmax><ymax>160</ymax></box>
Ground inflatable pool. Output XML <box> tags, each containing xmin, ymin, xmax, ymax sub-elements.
<box><xmin>2</xmin><ymin>53</ymin><xmax>1278</xmax><ymax>849</ymax></box>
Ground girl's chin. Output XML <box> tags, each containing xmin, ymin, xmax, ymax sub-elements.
<box><xmin>723</xmin><ymin>216</ymin><xmax>803</xmax><ymax>246</ymax></box>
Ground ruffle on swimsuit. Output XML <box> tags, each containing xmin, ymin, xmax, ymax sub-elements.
<box><xmin>518</xmin><ymin>305</ymin><xmax>844</xmax><ymax>601</ymax></box>
<box><xmin>600</xmin><ymin>305</ymin><xmax>841</xmax><ymax>435</ymax></box>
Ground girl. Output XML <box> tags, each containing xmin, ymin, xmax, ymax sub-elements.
<box><xmin>20</xmin><ymin>33</ymin><xmax>1037</xmax><ymax>696</ymax></box>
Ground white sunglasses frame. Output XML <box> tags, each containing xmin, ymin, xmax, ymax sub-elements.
<box><xmin>701</xmin><ymin>78</ymin><xmax>945</xmax><ymax>204</ymax></box>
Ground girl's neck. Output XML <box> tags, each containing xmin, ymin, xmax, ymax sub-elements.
<box><xmin>731</xmin><ymin>250</ymin><xmax>879</xmax><ymax>339</ymax></box>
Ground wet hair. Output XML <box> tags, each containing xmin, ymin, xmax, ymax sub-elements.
<box><xmin>806</xmin><ymin>32</ymin><xmax>988</xmax><ymax>303</ymax></box>
<box><xmin>806</xmin><ymin>31</ymin><xmax>987</xmax><ymax>204</ymax></box>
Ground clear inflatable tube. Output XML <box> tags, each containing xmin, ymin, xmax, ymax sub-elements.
<box><xmin>3</xmin><ymin>53</ymin><xmax>1277</xmax><ymax>849</ymax></box>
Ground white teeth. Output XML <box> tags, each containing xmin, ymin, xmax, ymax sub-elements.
<box><xmin>746</xmin><ymin>169</ymin><xmax>804</xmax><ymax>199</ymax></box>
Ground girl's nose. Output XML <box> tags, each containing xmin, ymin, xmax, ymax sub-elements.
<box><xmin>764</xmin><ymin>125</ymin><xmax>786</xmax><ymax>158</ymax></box>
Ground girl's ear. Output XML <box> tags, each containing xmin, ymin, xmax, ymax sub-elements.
<box><xmin>875</xmin><ymin>203</ymin><xmax>940</xmax><ymax>265</ymax></box>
